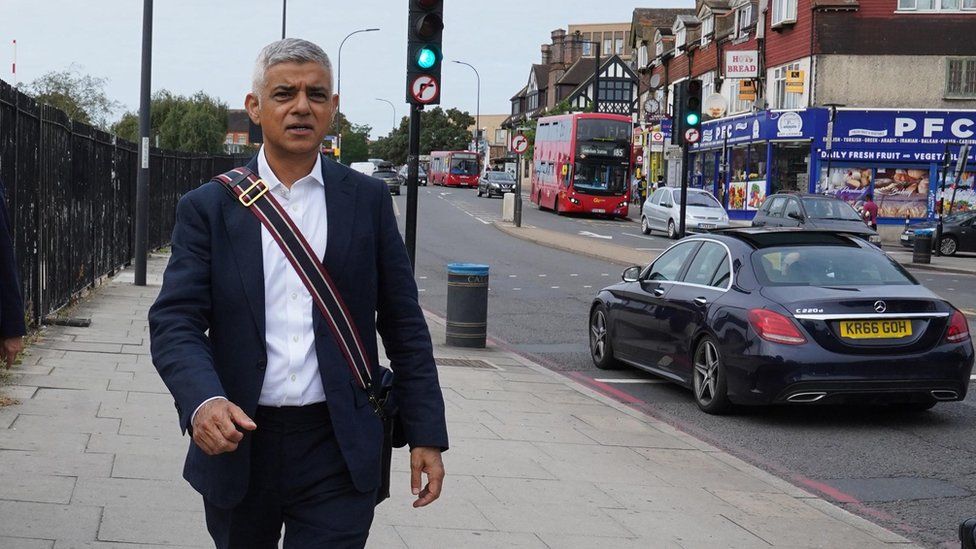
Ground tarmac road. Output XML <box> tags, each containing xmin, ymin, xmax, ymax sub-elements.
<box><xmin>395</xmin><ymin>185</ymin><xmax>976</xmax><ymax>548</ymax></box>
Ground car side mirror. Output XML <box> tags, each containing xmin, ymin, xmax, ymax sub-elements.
<box><xmin>621</xmin><ymin>266</ymin><xmax>641</xmax><ymax>283</ymax></box>
<box><xmin>788</xmin><ymin>211</ymin><xmax>805</xmax><ymax>222</ymax></box>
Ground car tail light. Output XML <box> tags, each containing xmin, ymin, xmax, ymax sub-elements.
<box><xmin>946</xmin><ymin>310</ymin><xmax>971</xmax><ymax>344</ymax></box>
<box><xmin>748</xmin><ymin>309</ymin><xmax>807</xmax><ymax>345</ymax></box>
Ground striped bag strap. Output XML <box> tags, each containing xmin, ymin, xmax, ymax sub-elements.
<box><xmin>213</xmin><ymin>167</ymin><xmax>384</xmax><ymax>418</ymax></box>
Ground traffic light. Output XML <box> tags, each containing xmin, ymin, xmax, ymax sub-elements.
<box><xmin>406</xmin><ymin>0</ymin><xmax>444</xmax><ymax>105</ymax></box>
<box><xmin>672</xmin><ymin>79</ymin><xmax>703</xmax><ymax>146</ymax></box>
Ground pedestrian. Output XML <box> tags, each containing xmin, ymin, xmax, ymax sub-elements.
<box><xmin>656</xmin><ymin>175</ymin><xmax>665</xmax><ymax>190</ymax></box>
<box><xmin>148</xmin><ymin>38</ymin><xmax>448</xmax><ymax>549</ymax></box>
<box><xmin>862</xmin><ymin>192</ymin><xmax>879</xmax><ymax>230</ymax></box>
<box><xmin>0</xmin><ymin>176</ymin><xmax>26</xmax><ymax>369</ymax></box>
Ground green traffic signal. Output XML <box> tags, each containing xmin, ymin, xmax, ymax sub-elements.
<box><xmin>417</xmin><ymin>47</ymin><xmax>437</xmax><ymax>69</ymax></box>
<box><xmin>686</xmin><ymin>112</ymin><xmax>701</xmax><ymax>126</ymax></box>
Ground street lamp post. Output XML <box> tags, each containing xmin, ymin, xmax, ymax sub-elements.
<box><xmin>452</xmin><ymin>60</ymin><xmax>481</xmax><ymax>160</ymax></box>
<box><xmin>375</xmin><ymin>98</ymin><xmax>397</xmax><ymax>130</ymax></box>
<box><xmin>336</xmin><ymin>27</ymin><xmax>380</xmax><ymax>161</ymax></box>
<box><xmin>574</xmin><ymin>31</ymin><xmax>600</xmax><ymax>113</ymax></box>
<box><xmin>281</xmin><ymin>0</ymin><xmax>286</xmax><ymax>39</ymax></box>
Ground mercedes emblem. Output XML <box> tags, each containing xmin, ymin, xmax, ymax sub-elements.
<box><xmin>874</xmin><ymin>300</ymin><xmax>887</xmax><ymax>313</ymax></box>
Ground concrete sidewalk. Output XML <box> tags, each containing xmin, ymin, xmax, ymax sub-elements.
<box><xmin>0</xmin><ymin>253</ymin><xmax>917</xmax><ymax>548</ymax></box>
<box><xmin>497</xmin><ymin>220</ymin><xmax>976</xmax><ymax>276</ymax></box>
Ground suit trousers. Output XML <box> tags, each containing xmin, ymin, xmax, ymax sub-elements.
<box><xmin>203</xmin><ymin>402</ymin><xmax>377</xmax><ymax>549</ymax></box>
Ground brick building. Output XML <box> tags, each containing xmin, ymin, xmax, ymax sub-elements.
<box><xmin>634</xmin><ymin>0</ymin><xmax>976</xmax><ymax>228</ymax></box>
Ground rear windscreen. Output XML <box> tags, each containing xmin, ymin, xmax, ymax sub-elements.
<box><xmin>753</xmin><ymin>246</ymin><xmax>917</xmax><ymax>287</ymax></box>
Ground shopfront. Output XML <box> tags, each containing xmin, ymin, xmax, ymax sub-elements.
<box><xmin>815</xmin><ymin>109</ymin><xmax>976</xmax><ymax>223</ymax></box>
<box><xmin>690</xmin><ymin>109</ymin><xmax>822</xmax><ymax>220</ymax></box>
<box><xmin>689</xmin><ymin>108</ymin><xmax>976</xmax><ymax>223</ymax></box>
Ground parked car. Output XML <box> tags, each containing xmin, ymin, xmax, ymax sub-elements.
<box><xmin>372</xmin><ymin>167</ymin><xmax>402</xmax><ymax>195</ymax></box>
<box><xmin>396</xmin><ymin>164</ymin><xmax>428</xmax><ymax>186</ymax></box>
<box><xmin>349</xmin><ymin>161</ymin><xmax>376</xmax><ymax>177</ymax></box>
<box><xmin>588</xmin><ymin>228</ymin><xmax>973</xmax><ymax>414</ymax></box>
<box><xmin>641</xmin><ymin>187</ymin><xmax>730</xmax><ymax>239</ymax></box>
<box><xmin>752</xmin><ymin>193</ymin><xmax>882</xmax><ymax>245</ymax></box>
<box><xmin>900</xmin><ymin>211</ymin><xmax>976</xmax><ymax>256</ymax></box>
<box><xmin>477</xmin><ymin>171</ymin><xmax>517</xmax><ymax>198</ymax></box>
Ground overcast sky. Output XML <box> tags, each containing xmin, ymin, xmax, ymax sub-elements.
<box><xmin>0</xmin><ymin>1</ymin><xmax>683</xmax><ymax>139</ymax></box>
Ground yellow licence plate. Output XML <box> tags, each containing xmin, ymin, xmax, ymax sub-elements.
<box><xmin>839</xmin><ymin>319</ymin><xmax>913</xmax><ymax>339</ymax></box>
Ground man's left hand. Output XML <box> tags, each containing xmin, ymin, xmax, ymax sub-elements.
<box><xmin>410</xmin><ymin>446</ymin><xmax>445</xmax><ymax>508</ymax></box>
<box><xmin>1</xmin><ymin>337</ymin><xmax>22</xmax><ymax>369</ymax></box>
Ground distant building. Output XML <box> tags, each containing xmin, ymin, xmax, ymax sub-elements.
<box><xmin>466</xmin><ymin>114</ymin><xmax>511</xmax><ymax>165</ymax></box>
<box><xmin>224</xmin><ymin>109</ymin><xmax>253</xmax><ymax>154</ymax></box>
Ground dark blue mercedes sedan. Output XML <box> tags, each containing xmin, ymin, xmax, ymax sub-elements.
<box><xmin>589</xmin><ymin>229</ymin><xmax>974</xmax><ymax>414</ymax></box>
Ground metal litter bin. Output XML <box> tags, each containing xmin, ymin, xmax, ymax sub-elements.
<box><xmin>446</xmin><ymin>263</ymin><xmax>489</xmax><ymax>348</ymax></box>
<box><xmin>913</xmin><ymin>230</ymin><xmax>932</xmax><ymax>264</ymax></box>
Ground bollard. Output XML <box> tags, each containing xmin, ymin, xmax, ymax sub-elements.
<box><xmin>913</xmin><ymin>230</ymin><xmax>932</xmax><ymax>264</ymax></box>
<box><xmin>446</xmin><ymin>263</ymin><xmax>489</xmax><ymax>348</ymax></box>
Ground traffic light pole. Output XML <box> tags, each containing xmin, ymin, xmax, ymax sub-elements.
<box><xmin>405</xmin><ymin>103</ymin><xmax>422</xmax><ymax>271</ymax></box>
<box><xmin>679</xmin><ymin>145</ymin><xmax>690</xmax><ymax>239</ymax></box>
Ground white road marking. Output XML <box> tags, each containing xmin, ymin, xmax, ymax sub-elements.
<box><xmin>509</xmin><ymin>274</ymin><xmax>517</xmax><ymax>278</ymax></box>
<box><xmin>570</xmin><ymin>274</ymin><xmax>578</xmax><ymax>277</ymax></box>
<box><xmin>579</xmin><ymin>231</ymin><xmax>613</xmax><ymax>240</ymax></box>
<box><xmin>949</xmin><ymin>288</ymin><xmax>956</xmax><ymax>291</ymax></box>
<box><xmin>601</xmin><ymin>273</ymin><xmax>609</xmax><ymax>277</ymax></box>
<box><xmin>970</xmin><ymin>374</ymin><xmax>976</xmax><ymax>380</ymax></box>
<box><xmin>475</xmin><ymin>217</ymin><xmax>491</xmax><ymax>225</ymax></box>
<box><xmin>418</xmin><ymin>289</ymin><xmax>426</xmax><ymax>292</ymax></box>
<box><xmin>583</xmin><ymin>285</ymin><xmax>592</xmax><ymax>289</ymax></box>
<box><xmin>594</xmin><ymin>378</ymin><xmax>667</xmax><ymax>384</ymax></box>
<box><xmin>538</xmin><ymin>274</ymin><xmax>547</xmax><ymax>278</ymax></box>
<box><xmin>419</xmin><ymin>276</ymin><xmax>428</xmax><ymax>280</ymax></box>
<box><xmin>513</xmin><ymin>288</ymin><xmax>522</xmax><ymax>291</ymax></box>
<box><xmin>622</xmin><ymin>232</ymin><xmax>661</xmax><ymax>241</ymax></box>
<box><xmin>550</xmin><ymin>286</ymin><xmax>560</xmax><ymax>289</ymax></box>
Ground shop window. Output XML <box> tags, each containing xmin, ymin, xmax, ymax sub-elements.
<box><xmin>772</xmin><ymin>0</ymin><xmax>797</xmax><ymax>25</ymax></box>
<box><xmin>770</xmin><ymin>143</ymin><xmax>809</xmax><ymax>194</ymax></box>
<box><xmin>946</xmin><ymin>58</ymin><xmax>976</xmax><ymax>99</ymax></box>
<box><xmin>702</xmin><ymin>152</ymin><xmax>717</xmax><ymax>194</ymax></box>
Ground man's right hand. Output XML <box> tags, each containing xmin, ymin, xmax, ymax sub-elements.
<box><xmin>191</xmin><ymin>399</ymin><xmax>257</xmax><ymax>455</ymax></box>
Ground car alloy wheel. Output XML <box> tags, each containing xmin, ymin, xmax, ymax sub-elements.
<box><xmin>641</xmin><ymin>216</ymin><xmax>651</xmax><ymax>235</ymax></box>
<box><xmin>693</xmin><ymin>337</ymin><xmax>732</xmax><ymax>414</ymax></box>
<box><xmin>589</xmin><ymin>305</ymin><xmax>621</xmax><ymax>370</ymax></box>
<box><xmin>940</xmin><ymin>236</ymin><xmax>958</xmax><ymax>256</ymax></box>
<box><xmin>667</xmin><ymin>219</ymin><xmax>677</xmax><ymax>239</ymax></box>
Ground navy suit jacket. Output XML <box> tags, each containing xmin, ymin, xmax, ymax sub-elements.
<box><xmin>148</xmin><ymin>156</ymin><xmax>448</xmax><ymax>509</ymax></box>
<box><xmin>0</xmin><ymin>178</ymin><xmax>26</xmax><ymax>339</ymax></box>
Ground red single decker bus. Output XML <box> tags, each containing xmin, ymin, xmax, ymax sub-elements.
<box><xmin>429</xmin><ymin>150</ymin><xmax>481</xmax><ymax>187</ymax></box>
<box><xmin>530</xmin><ymin>113</ymin><xmax>632</xmax><ymax>218</ymax></box>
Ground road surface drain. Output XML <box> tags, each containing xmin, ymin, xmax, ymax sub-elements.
<box><xmin>436</xmin><ymin>358</ymin><xmax>499</xmax><ymax>370</ymax></box>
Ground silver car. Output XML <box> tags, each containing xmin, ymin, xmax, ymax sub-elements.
<box><xmin>641</xmin><ymin>187</ymin><xmax>730</xmax><ymax>239</ymax></box>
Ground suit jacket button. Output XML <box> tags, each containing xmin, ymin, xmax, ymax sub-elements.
<box><xmin>256</xmin><ymin>359</ymin><xmax>267</xmax><ymax>371</ymax></box>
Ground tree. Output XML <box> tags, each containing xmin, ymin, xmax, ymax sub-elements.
<box><xmin>368</xmin><ymin>107</ymin><xmax>476</xmax><ymax>165</ymax></box>
<box><xmin>112</xmin><ymin>90</ymin><xmax>228</xmax><ymax>154</ymax></box>
<box><xmin>27</xmin><ymin>64</ymin><xmax>119</xmax><ymax>128</ymax></box>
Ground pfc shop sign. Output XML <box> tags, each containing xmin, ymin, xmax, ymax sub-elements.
<box><xmin>724</xmin><ymin>51</ymin><xmax>759</xmax><ymax>79</ymax></box>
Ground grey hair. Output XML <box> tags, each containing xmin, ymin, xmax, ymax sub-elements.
<box><xmin>251</xmin><ymin>38</ymin><xmax>334</xmax><ymax>96</ymax></box>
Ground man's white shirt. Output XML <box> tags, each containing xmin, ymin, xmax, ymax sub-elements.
<box><xmin>192</xmin><ymin>147</ymin><xmax>328</xmax><ymax>422</ymax></box>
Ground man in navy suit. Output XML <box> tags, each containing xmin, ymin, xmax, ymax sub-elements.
<box><xmin>0</xmin><ymin>176</ymin><xmax>26</xmax><ymax>369</ymax></box>
<box><xmin>148</xmin><ymin>39</ymin><xmax>448</xmax><ymax>548</ymax></box>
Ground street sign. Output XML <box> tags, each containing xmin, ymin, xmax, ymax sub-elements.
<box><xmin>651</xmin><ymin>131</ymin><xmax>665</xmax><ymax>144</ymax></box>
<box><xmin>410</xmin><ymin>75</ymin><xmax>439</xmax><ymax>104</ymax></box>
<box><xmin>684</xmin><ymin>128</ymin><xmax>701</xmax><ymax>144</ymax></box>
<box><xmin>511</xmin><ymin>134</ymin><xmax>528</xmax><ymax>154</ymax></box>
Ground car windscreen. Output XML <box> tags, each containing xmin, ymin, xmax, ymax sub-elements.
<box><xmin>450</xmin><ymin>157</ymin><xmax>479</xmax><ymax>175</ymax></box>
<box><xmin>752</xmin><ymin>246</ymin><xmax>918</xmax><ymax>287</ymax></box>
<box><xmin>487</xmin><ymin>172</ymin><xmax>515</xmax><ymax>182</ymax></box>
<box><xmin>576</xmin><ymin>119</ymin><xmax>631</xmax><ymax>142</ymax></box>
<box><xmin>373</xmin><ymin>171</ymin><xmax>397</xmax><ymax>178</ymax></box>
<box><xmin>801</xmin><ymin>197</ymin><xmax>862</xmax><ymax>221</ymax></box>
<box><xmin>677</xmin><ymin>191</ymin><xmax>722</xmax><ymax>208</ymax></box>
<box><xmin>573</xmin><ymin>162</ymin><xmax>627</xmax><ymax>194</ymax></box>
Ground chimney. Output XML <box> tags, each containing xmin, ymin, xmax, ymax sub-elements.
<box><xmin>551</xmin><ymin>29</ymin><xmax>566</xmax><ymax>67</ymax></box>
<box><xmin>541</xmin><ymin>44</ymin><xmax>552</xmax><ymax>66</ymax></box>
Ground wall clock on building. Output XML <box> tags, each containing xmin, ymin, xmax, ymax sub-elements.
<box><xmin>644</xmin><ymin>98</ymin><xmax>661</xmax><ymax>114</ymax></box>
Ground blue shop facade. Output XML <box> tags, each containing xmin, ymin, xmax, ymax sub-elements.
<box><xmin>687</xmin><ymin>108</ymin><xmax>976</xmax><ymax>223</ymax></box>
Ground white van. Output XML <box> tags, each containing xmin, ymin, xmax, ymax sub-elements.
<box><xmin>349</xmin><ymin>162</ymin><xmax>376</xmax><ymax>176</ymax></box>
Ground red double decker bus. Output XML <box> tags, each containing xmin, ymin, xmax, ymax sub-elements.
<box><xmin>530</xmin><ymin>113</ymin><xmax>632</xmax><ymax>218</ymax></box>
<box><xmin>429</xmin><ymin>150</ymin><xmax>481</xmax><ymax>187</ymax></box>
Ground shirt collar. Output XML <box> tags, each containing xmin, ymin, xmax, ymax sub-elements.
<box><xmin>256</xmin><ymin>146</ymin><xmax>324</xmax><ymax>191</ymax></box>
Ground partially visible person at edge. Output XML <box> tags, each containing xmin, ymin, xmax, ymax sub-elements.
<box><xmin>863</xmin><ymin>193</ymin><xmax>879</xmax><ymax>231</ymax></box>
<box><xmin>0</xmin><ymin>176</ymin><xmax>26</xmax><ymax>369</ymax></box>
<box><xmin>148</xmin><ymin>38</ymin><xmax>448</xmax><ymax>549</ymax></box>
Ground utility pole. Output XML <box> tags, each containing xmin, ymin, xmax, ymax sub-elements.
<box><xmin>134</xmin><ymin>0</ymin><xmax>153</xmax><ymax>286</ymax></box>
<box><xmin>281</xmin><ymin>0</ymin><xmax>286</xmax><ymax>39</ymax></box>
